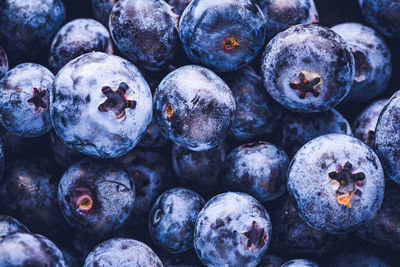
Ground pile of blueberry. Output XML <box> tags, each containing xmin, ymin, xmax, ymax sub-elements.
<box><xmin>0</xmin><ymin>0</ymin><xmax>399</xmax><ymax>266</ymax></box>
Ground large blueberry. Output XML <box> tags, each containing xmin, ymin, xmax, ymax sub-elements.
<box><xmin>194</xmin><ymin>192</ymin><xmax>271</xmax><ymax>267</ymax></box>
<box><xmin>91</xmin><ymin>0</ymin><xmax>116</xmax><ymax>25</ymax></box>
<box><xmin>51</xmin><ymin>52</ymin><xmax>152</xmax><ymax>158</ymax></box>
<box><xmin>222</xmin><ymin>141</ymin><xmax>289</xmax><ymax>202</ymax></box>
<box><xmin>179</xmin><ymin>0</ymin><xmax>266</xmax><ymax>72</ymax></box>
<box><xmin>0</xmin><ymin>63</ymin><xmax>53</xmax><ymax>137</ymax></box>
<box><xmin>0</xmin><ymin>46</ymin><xmax>8</xmax><ymax>78</ymax></box>
<box><xmin>0</xmin><ymin>215</ymin><xmax>29</xmax><ymax>236</ymax></box>
<box><xmin>288</xmin><ymin>134</ymin><xmax>385</xmax><ymax>234</ymax></box>
<box><xmin>261</xmin><ymin>24</ymin><xmax>354</xmax><ymax>113</ymax></box>
<box><xmin>154</xmin><ymin>65</ymin><xmax>235</xmax><ymax>151</ymax></box>
<box><xmin>331</xmin><ymin>23</ymin><xmax>391</xmax><ymax>103</ymax></box>
<box><xmin>57</xmin><ymin>158</ymin><xmax>135</xmax><ymax>237</ymax></box>
<box><xmin>84</xmin><ymin>238</ymin><xmax>163</xmax><ymax>266</ymax></box>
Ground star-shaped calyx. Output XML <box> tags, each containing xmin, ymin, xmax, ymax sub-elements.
<box><xmin>27</xmin><ymin>87</ymin><xmax>47</xmax><ymax>111</ymax></box>
<box><xmin>242</xmin><ymin>221</ymin><xmax>267</xmax><ymax>251</ymax></box>
<box><xmin>290</xmin><ymin>71</ymin><xmax>322</xmax><ymax>99</ymax></box>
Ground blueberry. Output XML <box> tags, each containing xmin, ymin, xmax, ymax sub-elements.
<box><xmin>194</xmin><ymin>192</ymin><xmax>271</xmax><ymax>267</ymax></box>
<box><xmin>281</xmin><ymin>259</ymin><xmax>319</xmax><ymax>267</ymax></box>
<box><xmin>331</xmin><ymin>23</ymin><xmax>392</xmax><ymax>103</ymax></box>
<box><xmin>358</xmin><ymin>0</ymin><xmax>400</xmax><ymax>38</ymax></box>
<box><xmin>149</xmin><ymin>187</ymin><xmax>205</xmax><ymax>253</ymax></box>
<box><xmin>171</xmin><ymin>143</ymin><xmax>226</xmax><ymax>196</ymax></box>
<box><xmin>222</xmin><ymin>141</ymin><xmax>289</xmax><ymax>202</ymax></box>
<box><xmin>0</xmin><ymin>63</ymin><xmax>53</xmax><ymax>137</ymax></box>
<box><xmin>327</xmin><ymin>248</ymin><xmax>391</xmax><ymax>267</ymax></box>
<box><xmin>57</xmin><ymin>158</ymin><xmax>135</xmax><ymax>237</ymax></box>
<box><xmin>91</xmin><ymin>0</ymin><xmax>116</xmax><ymax>25</ymax></box>
<box><xmin>0</xmin><ymin>0</ymin><xmax>66</xmax><ymax>63</ymax></box>
<box><xmin>50</xmin><ymin>130</ymin><xmax>85</xmax><ymax>170</ymax></box>
<box><xmin>49</xmin><ymin>18</ymin><xmax>113</xmax><ymax>73</ymax></box>
<box><xmin>179</xmin><ymin>0</ymin><xmax>266</xmax><ymax>72</ymax></box>
<box><xmin>222</xmin><ymin>66</ymin><xmax>284</xmax><ymax>142</ymax></box>
<box><xmin>154</xmin><ymin>65</ymin><xmax>235</xmax><ymax>151</ymax></box>
<box><xmin>168</xmin><ymin>0</ymin><xmax>192</xmax><ymax>15</ymax></box>
<box><xmin>281</xmin><ymin>109</ymin><xmax>352</xmax><ymax>157</ymax></box>
<box><xmin>261</xmin><ymin>24</ymin><xmax>354</xmax><ymax>113</ymax></box>
<box><xmin>51</xmin><ymin>52</ymin><xmax>152</xmax><ymax>158</ymax></box>
<box><xmin>0</xmin><ymin>159</ymin><xmax>68</xmax><ymax>238</ymax></box>
<box><xmin>374</xmin><ymin>91</ymin><xmax>400</xmax><ymax>186</ymax></box>
<box><xmin>353</xmin><ymin>99</ymin><xmax>388</xmax><ymax>148</ymax></box>
<box><xmin>109</xmin><ymin>0</ymin><xmax>178</xmax><ymax>70</ymax></box>
<box><xmin>138</xmin><ymin>119</ymin><xmax>170</xmax><ymax>148</ymax></box>
<box><xmin>84</xmin><ymin>238</ymin><xmax>163</xmax><ymax>267</ymax></box>
<box><xmin>0</xmin><ymin>215</ymin><xmax>29</xmax><ymax>236</ymax></box>
<box><xmin>257</xmin><ymin>0</ymin><xmax>319</xmax><ymax>39</ymax></box>
<box><xmin>288</xmin><ymin>134</ymin><xmax>385</xmax><ymax>234</ymax></box>
<box><xmin>0</xmin><ymin>46</ymin><xmax>8</xmax><ymax>78</ymax></box>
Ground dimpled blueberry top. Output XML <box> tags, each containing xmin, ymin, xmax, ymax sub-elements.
<box><xmin>51</xmin><ymin>52</ymin><xmax>152</xmax><ymax>158</ymax></box>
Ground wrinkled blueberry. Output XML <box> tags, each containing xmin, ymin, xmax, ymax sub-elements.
<box><xmin>261</xmin><ymin>24</ymin><xmax>354</xmax><ymax>113</ymax></box>
<box><xmin>0</xmin><ymin>63</ymin><xmax>53</xmax><ymax>137</ymax></box>
<box><xmin>327</xmin><ymin>248</ymin><xmax>391</xmax><ymax>267</ymax></box>
<box><xmin>51</xmin><ymin>52</ymin><xmax>152</xmax><ymax>158</ymax></box>
<box><xmin>154</xmin><ymin>65</ymin><xmax>235</xmax><ymax>151</ymax></box>
<box><xmin>281</xmin><ymin>259</ymin><xmax>319</xmax><ymax>267</ymax></box>
<box><xmin>0</xmin><ymin>215</ymin><xmax>29</xmax><ymax>236</ymax></box>
<box><xmin>91</xmin><ymin>0</ymin><xmax>116</xmax><ymax>25</ymax></box>
<box><xmin>57</xmin><ymin>158</ymin><xmax>135</xmax><ymax>237</ymax></box>
<box><xmin>0</xmin><ymin>46</ymin><xmax>8</xmax><ymax>78</ymax></box>
<box><xmin>288</xmin><ymin>134</ymin><xmax>385</xmax><ymax>234</ymax></box>
<box><xmin>194</xmin><ymin>192</ymin><xmax>271</xmax><ymax>267</ymax></box>
<box><xmin>84</xmin><ymin>238</ymin><xmax>163</xmax><ymax>267</ymax></box>
<box><xmin>222</xmin><ymin>141</ymin><xmax>289</xmax><ymax>202</ymax></box>
<box><xmin>179</xmin><ymin>0</ymin><xmax>266</xmax><ymax>72</ymax></box>
<box><xmin>49</xmin><ymin>18</ymin><xmax>113</xmax><ymax>72</ymax></box>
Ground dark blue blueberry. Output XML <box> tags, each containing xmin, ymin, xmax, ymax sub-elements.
<box><xmin>0</xmin><ymin>63</ymin><xmax>53</xmax><ymax>137</ymax></box>
<box><xmin>49</xmin><ymin>18</ymin><xmax>113</xmax><ymax>72</ymax></box>
<box><xmin>257</xmin><ymin>0</ymin><xmax>319</xmax><ymax>39</ymax></box>
<box><xmin>353</xmin><ymin>99</ymin><xmax>388</xmax><ymax>148</ymax></box>
<box><xmin>281</xmin><ymin>109</ymin><xmax>352</xmax><ymax>158</ymax></box>
<box><xmin>281</xmin><ymin>259</ymin><xmax>319</xmax><ymax>267</ymax></box>
<box><xmin>149</xmin><ymin>187</ymin><xmax>205</xmax><ymax>253</ymax></box>
<box><xmin>168</xmin><ymin>0</ymin><xmax>192</xmax><ymax>16</ymax></box>
<box><xmin>358</xmin><ymin>0</ymin><xmax>400</xmax><ymax>38</ymax></box>
<box><xmin>222</xmin><ymin>141</ymin><xmax>289</xmax><ymax>202</ymax></box>
<box><xmin>194</xmin><ymin>192</ymin><xmax>271</xmax><ymax>267</ymax></box>
<box><xmin>0</xmin><ymin>46</ymin><xmax>8</xmax><ymax>78</ymax></box>
<box><xmin>327</xmin><ymin>248</ymin><xmax>391</xmax><ymax>267</ymax></box>
<box><xmin>50</xmin><ymin>130</ymin><xmax>85</xmax><ymax>170</ymax></box>
<box><xmin>91</xmin><ymin>0</ymin><xmax>116</xmax><ymax>25</ymax></box>
<box><xmin>171</xmin><ymin>143</ymin><xmax>226</xmax><ymax>196</ymax></box>
<box><xmin>288</xmin><ymin>134</ymin><xmax>385</xmax><ymax>234</ymax></box>
<box><xmin>57</xmin><ymin>158</ymin><xmax>135</xmax><ymax>237</ymax></box>
<box><xmin>109</xmin><ymin>0</ymin><xmax>178</xmax><ymax>70</ymax></box>
<box><xmin>0</xmin><ymin>0</ymin><xmax>66</xmax><ymax>63</ymax></box>
<box><xmin>0</xmin><ymin>232</ymin><xmax>67</xmax><ymax>266</ymax></box>
<box><xmin>84</xmin><ymin>238</ymin><xmax>163</xmax><ymax>266</ymax></box>
<box><xmin>154</xmin><ymin>65</ymin><xmax>236</xmax><ymax>151</ymax></box>
<box><xmin>179</xmin><ymin>0</ymin><xmax>266</xmax><ymax>72</ymax></box>
<box><xmin>0</xmin><ymin>215</ymin><xmax>29</xmax><ymax>236</ymax></box>
<box><xmin>222</xmin><ymin>66</ymin><xmax>284</xmax><ymax>142</ymax></box>
<box><xmin>258</xmin><ymin>254</ymin><xmax>286</xmax><ymax>267</ymax></box>
<box><xmin>331</xmin><ymin>23</ymin><xmax>392</xmax><ymax>103</ymax></box>
<box><xmin>161</xmin><ymin>250</ymin><xmax>203</xmax><ymax>267</ymax></box>
<box><xmin>0</xmin><ymin>159</ymin><xmax>68</xmax><ymax>238</ymax></box>
<box><xmin>374</xmin><ymin>90</ymin><xmax>400</xmax><ymax>186</ymax></box>
<box><xmin>261</xmin><ymin>24</ymin><xmax>355</xmax><ymax>113</ymax></box>
<box><xmin>138</xmin><ymin>119</ymin><xmax>170</xmax><ymax>148</ymax></box>
<box><xmin>51</xmin><ymin>52</ymin><xmax>152</xmax><ymax>158</ymax></box>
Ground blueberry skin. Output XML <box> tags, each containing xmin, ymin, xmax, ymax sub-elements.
<box><xmin>327</xmin><ymin>248</ymin><xmax>391</xmax><ymax>267</ymax></box>
<box><xmin>172</xmin><ymin>143</ymin><xmax>226</xmax><ymax>196</ymax></box>
<box><xmin>168</xmin><ymin>0</ymin><xmax>192</xmax><ymax>15</ymax></box>
<box><xmin>257</xmin><ymin>0</ymin><xmax>319</xmax><ymax>39</ymax></box>
<box><xmin>331</xmin><ymin>23</ymin><xmax>391</xmax><ymax>103</ymax></box>
<box><xmin>84</xmin><ymin>238</ymin><xmax>163</xmax><ymax>267</ymax></box>
<box><xmin>0</xmin><ymin>46</ymin><xmax>8</xmax><ymax>78</ymax></box>
<box><xmin>222</xmin><ymin>67</ymin><xmax>284</xmax><ymax>142</ymax></box>
<box><xmin>57</xmin><ymin>158</ymin><xmax>135</xmax><ymax>237</ymax></box>
<box><xmin>179</xmin><ymin>0</ymin><xmax>266</xmax><ymax>72</ymax></box>
<box><xmin>261</xmin><ymin>24</ymin><xmax>355</xmax><ymax>113</ymax></box>
<box><xmin>0</xmin><ymin>63</ymin><xmax>53</xmax><ymax>137</ymax></box>
<box><xmin>0</xmin><ymin>215</ymin><xmax>29</xmax><ymax>236</ymax></box>
<box><xmin>91</xmin><ymin>0</ymin><xmax>116</xmax><ymax>25</ymax></box>
<box><xmin>281</xmin><ymin>259</ymin><xmax>319</xmax><ymax>267</ymax></box>
<box><xmin>109</xmin><ymin>0</ymin><xmax>178</xmax><ymax>71</ymax></box>
<box><xmin>49</xmin><ymin>18</ymin><xmax>113</xmax><ymax>73</ymax></box>
<box><xmin>149</xmin><ymin>188</ymin><xmax>205</xmax><ymax>253</ymax></box>
<box><xmin>222</xmin><ymin>141</ymin><xmax>289</xmax><ymax>202</ymax></box>
<box><xmin>0</xmin><ymin>232</ymin><xmax>67</xmax><ymax>266</ymax></box>
<box><xmin>353</xmin><ymin>99</ymin><xmax>388</xmax><ymax>148</ymax></box>
<box><xmin>194</xmin><ymin>192</ymin><xmax>272</xmax><ymax>267</ymax></box>
<box><xmin>358</xmin><ymin>0</ymin><xmax>400</xmax><ymax>38</ymax></box>
<box><xmin>154</xmin><ymin>65</ymin><xmax>236</xmax><ymax>151</ymax></box>
<box><xmin>51</xmin><ymin>52</ymin><xmax>152</xmax><ymax>158</ymax></box>
<box><xmin>288</xmin><ymin>134</ymin><xmax>385</xmax><ymax>234</ymax></box>
<box><xmin>281</xmin><ymin>109</ymin><xmax>353</xmax><ymax>158</ymax></box>
<box><xmin>374</xmin><ymin>91</ymin><xmax>400</xmax><ymax>185</ymax></box>
<box><xmin>0</xmin><ymin>0</ymin><xmax>66</xmax><ymax>63</ymax></box>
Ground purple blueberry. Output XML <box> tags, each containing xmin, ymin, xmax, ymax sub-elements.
<box><xmin>261</xmin><ymin>24</ymin><xmax>355</xmax><ymax>112</ymax></box>
<box><xmin>288</xmin><ymin>134</ymin><xmax>385</xmax><ymax>234</ymax></box>
<box><xmin>281</xmin><ymin>259</ymin><xmax>319</xmax><ymax>267</ymax></box>
<box><xmin>0</xmin><ymin>215</ymin><xmax>29</xmax><ymax>236</ymax></box>
<box><xmin>51</xmin><ymin>52</ymin><xmax>152</xmax><ymax>158</ymax></box>
<box><xmin>0</xmin><ymin>46</ymin><xmax>8</xmax><ymax>78</ymax></box>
